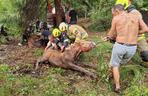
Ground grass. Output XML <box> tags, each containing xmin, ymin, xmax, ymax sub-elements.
<box><xmin>33</xmin><ymin>48</ymin><xmax>44</xmax><ymax>57</ymax></box>
<box><xmin>0</xmin><ymin>35</ymin><xmax>148</xmax><ymax>96</ymax></box>
<box><xmin>0</xmin><ymin>36</ymin><xmax>7</xmax><ymax>45</ymax></box>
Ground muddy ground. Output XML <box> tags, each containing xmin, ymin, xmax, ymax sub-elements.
<box><xmin>0</xmin><ymin>40</ymin><xmax>37</xmax><ymax>66</ymax></box>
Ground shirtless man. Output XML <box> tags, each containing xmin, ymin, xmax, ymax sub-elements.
<box><xmin>116</xmin><ymin>0</ymin><xmax>148</xmax><ymax>63</ymax></box>
<box><xmin>105</xmin><ymin>4</ymin><xmax>148</xmax><ymax>93</ymax></box>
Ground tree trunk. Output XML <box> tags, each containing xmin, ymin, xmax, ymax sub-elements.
<box><xmin>54</xmin><ymin>0</ymin><xmax>65</xmax><ymax>27</ymax></box>
<box><xmin>21</xmin><ymin>0</ymin><xmax>40</xmax><ymax>31</ymax></box>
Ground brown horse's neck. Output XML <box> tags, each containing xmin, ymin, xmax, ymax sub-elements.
<box><xmin>64</xmin><ymin>44</ymin><xmax>82</xmax><ymax>60</ymax></box>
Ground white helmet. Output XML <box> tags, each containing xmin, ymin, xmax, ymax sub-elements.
<box><xmin>59</xmin><ymin>22</ymin><xmax>68</xmax><ymax>32</ymax></box>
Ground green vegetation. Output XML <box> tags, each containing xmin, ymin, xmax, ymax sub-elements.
<box><xmin>0</xmin><ymin>0</ymin><xmax>21</xmax><ymax>37</ymax></box>
<box><xmin>33</xmin><ymin>48</ymin><xmax>44</xmax><ymax>57</ymax></box>
<box><xmin>1</xmin><ymin>0</ymin><xmax>148</xmax><ymax>32</ymax></box>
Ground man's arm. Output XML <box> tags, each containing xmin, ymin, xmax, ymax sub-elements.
<box><xmin>107</xmin><ymin>18</ymin><xmax>117</xmax><ymax>38</ymax></box>
<box><xmin>139</xmin><ymin>18</ymin><xmax>148</xmax><ymax>34</ymax></box>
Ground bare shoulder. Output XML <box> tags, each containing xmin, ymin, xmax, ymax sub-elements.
<box><xmin>112</xmin><ymin>15</ymin><xmax>122</xmax><ymax>23</ymax></box>
<box><xmin>130</xmin><ymin>9</ymin><xmax>142</xmax><ymax>19</ymax></box>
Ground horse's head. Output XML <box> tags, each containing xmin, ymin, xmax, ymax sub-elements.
<box><xmin>64</xmin><ymin>40</ymin><xmax>95</xmax><ymax>61</ymax></box>
<box><xmin>73</xmin><ymin>40</ymin><xmax>96</xmax><ymax>52</ymax></box>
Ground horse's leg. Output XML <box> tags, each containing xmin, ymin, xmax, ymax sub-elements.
<box><xmin>74</xmin><ymin>51</ymin><xmax>81</xmax><ymax>60</ymax></box>
<box><xmin>68</xmin><ymin>62</ymin><xmax>97</xmax><ymax>79</ymax></box>
<box><xmin>35</xmin><ymin>57</ymin><xmax>48</xmax><ymax>70</ymax></box>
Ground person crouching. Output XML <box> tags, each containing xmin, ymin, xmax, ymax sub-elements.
<box><xmin>59</xmin><ymin>22</ymin><xmax>88</xmax><ymax>43</ymax></box>
<box><xmin>45</xmin><ymin>28</ymin><xmax>70</xmax><ymax>52</ymax></box>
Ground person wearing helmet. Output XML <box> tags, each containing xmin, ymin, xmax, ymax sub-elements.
<box><xmin>59</xmin><ymin>22</ymin><xmax>71</xmax><ymax>50</ymax></box>
<box><xmin>115</xmin><ymin>0</ymin><xmax>129</xmax><ymax>9</ymax></box>
<box><xmin>59</xmin><ymin>22</ymin><xmax>68</xmax><ymax>32</ymax></box>
<box><xmin>59</xmin><ymin>22</ymin><xmax>88</xmax><ymax>43</ymax></box>
<box><xmin>116</xmin><ymin>0</ymin><xmax>141</xmax><ymax>17</ymax></box>
<box><xmin>116</xmin><ymin>0</ymin><xmax>148</xmax><ymax>62</ymax></box>
<box><xmin>45</xmin><ymin>28</ymin><xmax>70</xmax><ymax>52</ymax></box>
<box><xmin>106</xmin><ymin>4</ymin><xmax>148</xmax><ymax>93</ymax></box>
<box><xmin>59</xmin><ymin>32</ymin><xmax>70</xmax><ymax>52</ymax></box>
<box><xmin>59</xmin><ymin>22</ymin><xmax>70</xmax><ymax>44</ymax></box>
<box><xmin>52</xmin><ymin>28</ymin><xmax>61</xmax><ymax>38</ymax></box>
<box><xmin>68</xmin><ymin>25</ymin><xmax>88</xmax><ymax>43</ymax></box>
<box><xmin>45</xmin><ymin>28</ymin><xmax>61</xmax><ymax>51</ymax></box>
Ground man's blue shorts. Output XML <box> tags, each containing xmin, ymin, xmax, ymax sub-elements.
<box><xmin>110</xmin><ymin>42</ymin><xmax>137</xmax><ymax>67</ymax></box>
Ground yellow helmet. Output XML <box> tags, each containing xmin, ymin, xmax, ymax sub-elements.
<box><xmin>59</xmin><ymin>22</ymin><xmax>68</xmax><ymax>32</ymax></box>
<box><xmin>115</xmin><ymin>0</ymin><xmax>129</xmax><ymax>9</ymax></box>
<box><xmin>52</xmin><ymin>28</ymin><xmax>61</xmax><ymax>37</ymax></box>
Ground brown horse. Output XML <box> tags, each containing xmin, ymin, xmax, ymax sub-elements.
<box><xmin>35</xmin><ymin>40</ymin><xmax>97</xmax><ymax>79</ymax></box>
